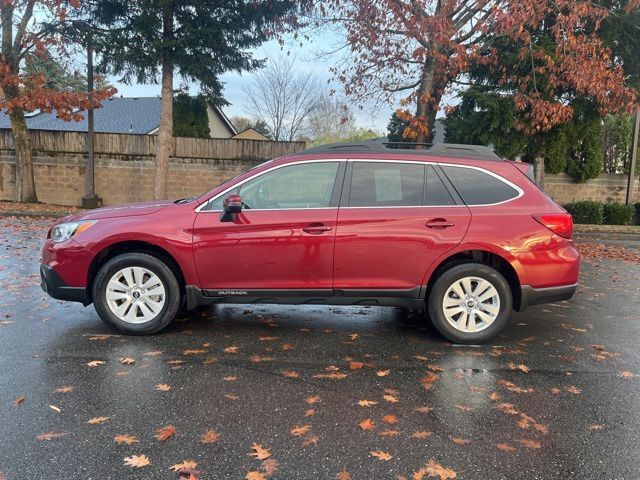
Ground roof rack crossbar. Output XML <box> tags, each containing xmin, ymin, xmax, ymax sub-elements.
<box><xmin>293</xmin><ymin>140</ymin><xmax>502</xmax><ymax>161</ymax></box>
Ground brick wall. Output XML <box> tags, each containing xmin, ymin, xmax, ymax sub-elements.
<box><xmin>0</xmin><ymin>130</ymin><xmax>305</xmax><ymax>206</ymax></box>
<box><xmin>543</xmin><ymin>173</ymin><xmax>639</xmax><ymax>205</ymax></box>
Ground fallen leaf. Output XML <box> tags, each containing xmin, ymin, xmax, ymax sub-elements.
<box><xmin>48</xmin><ymin>405</ymin><xmax>61</xmax><ymax>413</ymax></box>
<box><xmin>282</xmin><ymin>370</ymin><xmax>299</xmax><ymax>378</ymax></box>
<box><xmin>154</xmin><ymin>425</ymin><xmax>176</xmax><ymax>441</ymax></box>
<box><xmin>201</xmin><ymin>429</ymin><xmax>220</xmax><ymax>444</ymax></box>
<box><xmin>589</xmin><ymin>424</ymin><xmax>604</xmax><ymax>431</ymax></box>
<box><xmin>454</xmin><ymin>404</ymin><xmax>473</xmax><ymax>411</ymax></box>
<box><xmin>302</xmin><ymin>435</ymin><xmax>319</xmax><ymax>446</ymax></box>
<box><xmin>519</xmin><ymin>439</ymin><xmax>541</xmax><ymax>449</ymax></box>
<box><xmin>382</xmin><ymin>414</ymin><xmax>398</xmax><ymax>424</ymax></box>
<box><xmin>249</xmin><ymin>443</ymin><xmax>271</xmax><ymax>460</ymax></box>
<box><xmin>349</xmin><ymin>361</ymin><xmax>364</xmax><ymax>370</ymax></box>
<box><xmin>143</xmin><ymin>351</ymin><xmax>163</xmax><ymax>357</ymax></box>
<box><xmin>359</xmin><ymin>418</ymin><xmax>375</xmax><ymax>430</ymax></box>
<box><xmin>114</xmin><ymin>434</ymin><xmax>139</xmax><ymax>445</ymax></box>
<box><xmin>414</xmin><ymin>406</ymin><xmax>433</xmax><ymax>413</ymax></box>
<box><xmin>336</xmin><ymin>470</ymin><xmax>352</xmax><ymax>480</ymax></box>
<box><xmin>508</xmin><ymin>362</ymin><xmax>531</xmax><ymax>373</ymax></box>
<box><xmin>451</xmin><ymin>437</ymin><xmax>471</xmax><ymax>445</ymax></box>
<box><xmin>312</xmin><ymin>372</ymin><xmax>348</xmax><ymax>380</ymax></box>
<box><xmin>619</xmin><ymin>371</ymin><xmax>635</xmax><ymax>378</ymax></box>
<box><xmin>421</xmin><ymin>459</ymin><xmax>457</xmax><ymax>480</ymax></box>
<box><xmin>370</xmin><ymin>450</ymin><xmax>392</xmax><ymax>461</ymax></box>
<box><xmin>246</xmin><ymin>472</ymin><xmax>266</xmax><ymax>480</ymax></box>
<box><xmin>497</xmin><ymin>380</ymin><xmax>534</xmax><ymax>394</ymax></box>
<box><xmin>13</xmin><ymin>396</ymin><xmax>25</xmax><ymax>407</ymax></box>
<box><xmin>262</xmin><ymin>458</ymin><xmax>279</xmax><ymax>477</ymax></box>
<box><xmin>120</xmin><ymin>357</ymin><xmax>135</xmax><ymax>365</ymax></box>
<box><xmin>420</xmin><ymin>372</ymin><xmax>439</xmax><ymax>391</ymax></box>
<box><xmin>87</xmin><ymin>416</ymin><xmax>110</xmax><ymax>425</ymax></box>
<box><xmin>123</xmin><ymin>454</ymin><xmax>150</xmax><ymax>468</ymax></box>
<box><xmin>290</xmin><ymin>425</ymin><xmax>312</xmax><ymax>436</ymax></box>
<box><xmin>304</xmin><ymin>409</ymin><xmax>315</xmax><ymax>417</ymax></box>
<box><xmin>383</xmin><ymin>394</ymin><xmax>399</xmax><ymax>403</ymax></box>
<box><xmin>54</xmin><ymin>386</ymin><xmax>75</xmax><ymax>393</ymax></box>
<box><xmin>358</xmin><ymin>400</ymin><xmax>378</xmax><ymax>407</ymax></box>
<box><xmin>412</xmin><ymin>430</ymin><xmax>432</xmax><ymax>439</ymax></box>
<box><xmin>566</xmin><ymin>386</ymin><xmax>582</xmax><ymax>394</ymax></box>
<box><xmin>224</xmin><ymin>346</ymin><xmax>239</xmax><ymax>353</ymax></box>
<box><xmin>306</xmin><ymin>396</ymin><xmax>320</xmax><ymax>405</ymax></box>
<box><xmin>379</xmin><ymin>429</ymin><xmax>399</xmax><ymax>437</ymax></box>
<box><xmin>223</xmin><ymin>376</ymin><xmax>238</xmax><ymax>381</ymax></box>
<box><xmin>155</xmin><ymin>383</ymin><xmax>171</xmax><ymax>392</ymax></box>
<box><xmin>496</xmin><ymin>443</ymin><xmax>516</xmax><ymax>452</ymax></box>
<box><xmin>87</xmin><ymin>360</ymin><xmax>105</xmax><ymax>367</ymax></box>
<box><xmin>170</xmin><ymin>460</ymin><xmax>198</xmax><ymax>472</ymax></box>
<box><xmin>37</xmin><ymin>432</ymin><xmax>68</xmax><ymax>441</ymax></box>
<box><xmin>376</xmin><ymin>370</ymin><xmax>390</xmax><ymax>377</ymax></box>
<box><xmin>183</xmin><ymin>349</ymin><xmax>207</xmax><ymax>356</ymax></box>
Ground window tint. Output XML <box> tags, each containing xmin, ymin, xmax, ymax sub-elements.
<box><xmin>441</xmin><ymin>166</ymin><xmax>519</xmax><ymax>205</ymax></box>
<box><xmin>207</xmin><ymin>162</ymin><xmax>339</xmax><ymax>210</ymax></box>
<box><xmin>349</xmin><ymin>162</ymin><xmax>425</xmax><ymax>207</ymax></box>
<box><xmin>425</xmin><ymin>166</ymin><xmax>456</xmax><ymax>206</ymax></box>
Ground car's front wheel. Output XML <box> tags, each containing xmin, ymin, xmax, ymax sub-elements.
<box><xmin>93</xmin><ymin>253</ymin><xmax>181</xmax><ymax>335</ymax></box>
<box><xmin>427</xmin><ymin>263</ymin><xmax>512</xmax><ymax>344</ymax></box>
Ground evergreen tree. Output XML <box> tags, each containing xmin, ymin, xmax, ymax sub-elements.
<box><xmin>92</xmin><ymin>0</ymin><xmax>300</xmax><ymax>198</ymax></box>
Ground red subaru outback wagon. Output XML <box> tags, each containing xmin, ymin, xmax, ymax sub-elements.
<box><xmin>41</xmin><ymin>142</ymin><xmax>579</xmax><ymax>344</ymax></box>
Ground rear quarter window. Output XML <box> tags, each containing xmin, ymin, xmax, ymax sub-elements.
<box><xmin>441</xmin><ymin>165</ymin><xmax>520</xmax><ymax>205</ymax></box>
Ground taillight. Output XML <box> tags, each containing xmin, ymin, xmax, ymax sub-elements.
<box><xmin>533</xmin><ymin>213</ymin><xmax>573</xmax><ymax>239</ymax></box>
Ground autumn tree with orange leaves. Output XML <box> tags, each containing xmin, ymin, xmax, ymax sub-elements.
<box><xmin>316</xmin><ymin>0</ymin><xmax>639</xmax><ymax>144</ymax></box>
<box><xmin>0</xmin><ymin>0</ymin><xmax>115</xmax><ymax>203</ymax></box>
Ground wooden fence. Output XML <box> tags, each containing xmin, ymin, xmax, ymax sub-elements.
<box><xmin>0</xmin><ymin>129</ymin><xmax>306</xmax><ymax>160</ymax></box>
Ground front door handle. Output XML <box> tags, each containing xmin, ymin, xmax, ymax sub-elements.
<box><xmin>425</xmin><ymin>218</ymin><xmax>455</xmax><ymax>229</ymax></box>
<box><xmin>303</xmin><ymin>223</ymin><xmax>333</xmax><ymax>234</ymax></box>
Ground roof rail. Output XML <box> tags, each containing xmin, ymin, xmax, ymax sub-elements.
<box><xmin>293</xmin><ymin>140</ymin><xmax>502</xmax><ymax>161</ymax></box>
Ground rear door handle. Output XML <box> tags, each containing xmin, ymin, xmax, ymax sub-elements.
<box><xmin>425</xmin><ymin>218</ymin><xmax>455</xmax><ymax>229</ymax></box>
<box><xmin>303</xmin><ymin>223</ymin><xmax>333</xmax><ymax>234</ymax></box>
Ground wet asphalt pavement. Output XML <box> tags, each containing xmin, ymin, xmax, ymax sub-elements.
<box><xmin>0</xmin><ymin>217</ymin><xmax>639</xmax><ymax>480</ymax></box>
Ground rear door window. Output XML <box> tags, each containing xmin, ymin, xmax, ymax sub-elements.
<box><xmin>441</xmin><ymin>166</ymin><xmax>520</xmax><ymax>205</ymax></box>
<box><xmin>348</xmin><ymin>162</ymin><xmax>425</xmax><ymax>207</ymax></box>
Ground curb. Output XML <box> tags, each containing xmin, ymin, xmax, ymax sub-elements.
<box><xmin>0</xmin><ymin>211</ymin><xmax>70</xmax><ymax>219</ymax></box>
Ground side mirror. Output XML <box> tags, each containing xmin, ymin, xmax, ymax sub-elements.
<box><xmin>220</xmin><ymin>194</ymin><xmax>242</xmax><ymax>222</ymax></box>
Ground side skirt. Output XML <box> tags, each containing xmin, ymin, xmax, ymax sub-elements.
<box><xmin>185</xmin><ymin>286</ymin><xmax>424</xmax><ymax>310</ymax></box>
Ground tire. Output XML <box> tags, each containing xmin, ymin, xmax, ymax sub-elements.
<box><xmin>93</xmin><ymin>252</ymin><xmax>181</xmax><ymax>335</ymax></box>
<box><xmin>427</xmin><ymin>263</ymin><xmax>513</xmax><ymax>344</ymax></box>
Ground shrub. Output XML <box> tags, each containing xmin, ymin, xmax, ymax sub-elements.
<box><xmin>603</xmin><ymin>202</ymin><xmax>635</xmax><ymax>225</ymax></box>
<box><xmin>564</xmin><ymin>201</ymin><xmax>604</xmax><ymax>224</ymax></box>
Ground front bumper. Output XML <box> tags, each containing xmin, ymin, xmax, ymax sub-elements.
<box><xmin>517</xmin><ymin>283</ymin><xmax>577</xmax><ymax>312</ymax></box>
<box><xmin>40</xmin><ymin>264</ymin><xmax>89</xmax><ymax>305</ymax></box>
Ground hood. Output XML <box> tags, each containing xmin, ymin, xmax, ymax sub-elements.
<box><xmin>58</xmin><ymin>200</ymin><xmax>174</xmax><ymax>223</ymax></box>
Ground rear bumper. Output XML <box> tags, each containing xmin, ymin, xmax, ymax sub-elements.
<box><xmin>40</xmin><ymin>264</ymin><xmax>89</xmax><ymax>305</ymax></box>
<box><xmin>517</xmin><ymin>283</ymin><xmax>577</xmax><ymax>312</ymax></box>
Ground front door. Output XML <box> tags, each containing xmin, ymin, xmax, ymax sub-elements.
<box><xmin>192</xmin><ymin>161</ymin><xmax>344</xmax><ymax>292</ymax></box>
<box><xmin>333</xmin><ymin>160</ymin><xmax>471</xmax><ymax>295</ymax></box>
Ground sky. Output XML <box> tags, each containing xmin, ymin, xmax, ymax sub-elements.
<box><xmin>109</xmin><ymin>31</ymin><xmax>397</xmax><ymax>134</ymax></box>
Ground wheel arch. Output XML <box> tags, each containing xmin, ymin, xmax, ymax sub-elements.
<box><xmin>424</xmin><ymin>248</ymin><xmax>523</xmax><ymax>311</ymax></box>
<box><xmin>87</xmin><ymin>240</ymin><xmax>186</xmax><ymax>304</ymax></box>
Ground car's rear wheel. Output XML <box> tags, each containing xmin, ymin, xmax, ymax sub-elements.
<box><xmin>93</xmin><ymin>253</ymin><xmax>181</xmax><ymax>335</ymax></box>
<box><xmin>427</xmin><ymin>263</ymin><xmax>512</xmax><ymax>344</ymax></box>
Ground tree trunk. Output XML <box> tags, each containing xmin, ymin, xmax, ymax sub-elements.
<box><xmin>153</xmin><ymin>2</ymin><xmax>174</xmax><ymax>200</ymax></box>
<box><xmin>534</xmin><ymin>153</ymin><xmax>545</xmax><ymax>190</ymax></box>
<box><xmin>4</xmin><ymin>87</ymin><xmax>37</xmax><ymax>203</ymax></box>
<box><xmin>414</xmin><ymin>56</ymin><xmax>446</xmax><ymax>146</ymax></box>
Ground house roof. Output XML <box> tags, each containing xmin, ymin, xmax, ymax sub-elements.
<box><xmin>0</xmin><ymin>97</ymin><xmax>235</xmax><ymax>136</ymax></box>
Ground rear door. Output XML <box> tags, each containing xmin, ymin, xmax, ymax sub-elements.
<box><xmin>333</xmin><ymin>160</ymin><xmax>471</xmax><ymax>295</ymax></box>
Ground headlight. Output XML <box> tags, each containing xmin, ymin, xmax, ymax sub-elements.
<box><xmin>51</xmin><ymin>220</ymin><xmax>98</xmax><ymax>243</ymax></box>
